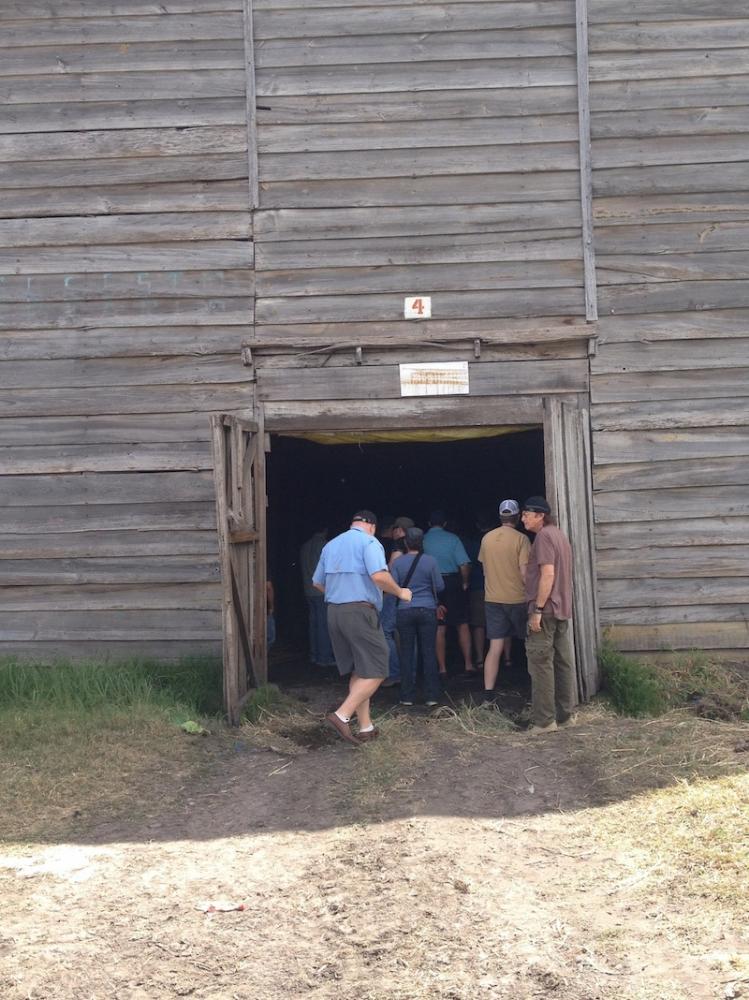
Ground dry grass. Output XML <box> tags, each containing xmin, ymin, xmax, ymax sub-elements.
<box><xmin>0</xmin><ymin>705</ymin><xmax>212</xmax><ymax>844</ymax></box>
<box><xmin>571</xmin><ymin>712</ymin><xmax>749</xmax><ymax>923</ymax></box>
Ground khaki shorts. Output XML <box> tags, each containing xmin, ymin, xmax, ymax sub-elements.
<box><xmin>327</xmin><ymin>602</ymin><xmax>389</xmax><ymax>679</ymax></box>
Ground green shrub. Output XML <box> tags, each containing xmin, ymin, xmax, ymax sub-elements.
<box><xmin>599</xmin><ymin>642</ymin><xmax>669</xmax><ymax>717</ymax></box>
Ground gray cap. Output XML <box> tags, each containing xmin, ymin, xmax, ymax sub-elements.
<box><xmin>499</xmin><ymin>499</ymin><xmax>520</xmax><ymax>516</ymax></box>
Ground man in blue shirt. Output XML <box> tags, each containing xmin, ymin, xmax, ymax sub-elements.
<box><xmin>313</xmin><ymin>510</ymin><xmax>413</xmax><ymax>745</ymax></box>
<box><xmin>424</xmin><ymin>510</ymin><xmax>473</xmax><ymax>676</ymax></box>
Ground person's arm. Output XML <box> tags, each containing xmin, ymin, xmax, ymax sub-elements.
<box><xmin>459</xmin><ymin>562</ymin><xmax>470</xmax><ymax>589</ymax></box>
<box><xmin>433</xmin><ymin>563</ymin><xmax>445</xmax><ymax>594</ymax></box>
<box><xmin>529</xmin><ymin>564</ymin><xmax>554</xmax><ymax>632</ymax></box>
<box><xmin>313</xmin><ymin>581</ymin><xmax>325</xmax><ymax>594</ymax></box>
<box><xmin>371</xmin><ymin>569</ymin><xmax>412</xmax><ymax>602</ymax></box>
<box><xmin>266</xmin><ymin>580</ymin><xmax>275</xmax><ymax>614</ymax></box>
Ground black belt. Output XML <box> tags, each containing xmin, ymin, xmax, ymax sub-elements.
<box><xmin>337</xmin><ymin>600</ymin><xmax>376</xmax><ymax>609</ymax></box>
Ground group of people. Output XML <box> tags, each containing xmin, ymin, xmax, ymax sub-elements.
<box><xmin>309</xmin><ymin>498</ymin><xmax>577</xmax><ymax>746</ymax></box>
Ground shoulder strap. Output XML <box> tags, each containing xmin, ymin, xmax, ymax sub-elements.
<box><xmin>397</xmin><ymin>552</ymin><xmax>423</xmax><ymax>604</ymax></box>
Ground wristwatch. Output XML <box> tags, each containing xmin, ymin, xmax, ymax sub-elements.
<box><xmin>533</xmin><ymin>606</ymin><xmax>544</xmax><ymax>614</ymax></box>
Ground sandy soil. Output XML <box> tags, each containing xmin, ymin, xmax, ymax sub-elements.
<box><xmin>2</xmin><ymin>695</ymin><xmax>747</xmax><ymax>1000</ymax></box>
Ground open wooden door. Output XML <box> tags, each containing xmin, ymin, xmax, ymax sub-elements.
<box><xmin>210</xmin><ymin>412</ymin><xmax>268</xmax><ymax>725</ymax></box>
<box><xmin>545</xmin><ymin>398</ymin><xmax>600</xmax><ymax>702</ymax></box>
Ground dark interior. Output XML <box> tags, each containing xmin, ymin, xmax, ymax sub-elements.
<box><xmin>265</xmin><ymin>427</ymin><xmax>545</xmax><ymax>681</ymax></box>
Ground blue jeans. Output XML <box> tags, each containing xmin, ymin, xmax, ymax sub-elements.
<box><xmin>306</xmin><ymin>595</ymin><xmax>335</xmax><ymax>666</ymax></box>
<box><xmin>381</xmin><ymin>594</ymin><xmax>400</xmax><ymax>681</ymax></box>
<box><xmin>396</xmin><ymin>607</ymin><xmax>440</xmax><ymax>703</ymax></box>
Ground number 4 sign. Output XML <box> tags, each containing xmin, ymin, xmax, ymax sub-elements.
<box><xmin>404</xmin><ymin>295</ymin><xmax>432</xmax><ymax>319</ymax></box>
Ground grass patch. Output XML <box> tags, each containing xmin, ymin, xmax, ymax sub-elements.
<box><xmin>433</xmin><ymin>701</ymin><xmax>518</xmax><ymax>738</ymax></box>
<box><xmin>0</xmin><ymin>656</ymin><xmax>224</xmax><ymax>844</ymax></box>
<box><xmin>347</xmin><ymin>715</ymin><xmax>433</xmax><ymax>816</ymax></box>
<box><xmin>600</xmin><ymin>642</ymin><xmax>749</xmax><ymax>720</ymax></box>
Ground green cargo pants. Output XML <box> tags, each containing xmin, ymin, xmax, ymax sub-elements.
<box><xmin>525</xmin><ymin>616</ymin><xmax>576</xmax><ymax>727</ymax></box>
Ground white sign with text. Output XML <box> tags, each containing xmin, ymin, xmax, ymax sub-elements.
<box><xmin>399</xmin><ymin>361</ymin><xmax>470</xmax><ymax>397</ymax></box>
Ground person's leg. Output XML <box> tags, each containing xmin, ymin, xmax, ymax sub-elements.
<box><xmin>483</xmin><ymin>638</ymin><xmax>505</xmax><ymax>692</ymax></box>
<box><xmin>503</xmin><ymin>635</ymin><xmax>513</xmax><ymax>668</ymax></box>
<box><xmin>552</xmin><ymin>619</ymin><xmax>577</xmax><ymax>721</ymax></box>
<box><xmin>306</xmin><ymin>596</ymin><xmax>320</xmax><ymax>663</ymax></box>
<box><xmin>473</xmin><ymin>623</ymin><xmax>486</xmax><ymax>668</ymax></box>
<box><xmin>418</xmin><ymin>610</ymin><xmax>441</xmax><ymax>703</ymax></box>
<box><xmin>337</xmin><ymin>675</ymin><xmax>383</xmax><ymax>727</ymax></box>
<box><xmin>396</xmin><ymin>609</ymin><xmax>418</xmax><ymax>703</ymax></box>
<box><xmin>316</xmin><ymin>596</ymin><xmax>336</xmax><ymax>666</ymax></box>
<box><xmin>458</xmin><ymin>622</ymin><xmax>473</xmax><ymax>672</ymax></box>
<box><xmin>435</xmin><ymin>624</ymin><xmax>447</xmax><ymax>675</ymax></box>
<box><xmin>525</xmin><ymin>616</ymin><xmax>556</xmax><ymax>728</ymax></box>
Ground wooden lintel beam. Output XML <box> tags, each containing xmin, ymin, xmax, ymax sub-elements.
<box><xmin>250</xmin><ymin>325</ymin><xmax>596</xmax><ymax>352</ymax></box>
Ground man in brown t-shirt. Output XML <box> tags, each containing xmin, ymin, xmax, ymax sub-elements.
<box><xmin>521</xmin><ymin>495</ymin><xmax>576</xmax><ymax>733</ymax></box>
<box><xmin>478</xmin><ymin>499</ymin><xmax>530</xmax><ymax>703</ymax></box>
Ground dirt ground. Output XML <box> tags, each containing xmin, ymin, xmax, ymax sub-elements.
<box><xmin>2</xmin><ymin>686</ymin><xmax>748</xmax><ymax>1000</ymax></box>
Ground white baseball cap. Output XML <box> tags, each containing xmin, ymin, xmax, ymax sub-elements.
<box><xmin>499</xmin><ymin>499</ymin><xmax>520</xmax><ymax>516</ymax></box>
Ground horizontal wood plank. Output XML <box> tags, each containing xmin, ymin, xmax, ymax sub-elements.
<box><xmin>0</xmin><ymin>70</ymin><xmax>245</xmax><ymax>105</ymax></box>
<box><xmin>596</xmin><ymin>517</ymin><xmax>749</xmax><ymax>550</ymax></box>
<box><xmin>0</xmin><ymin>530</ymin><xmax>217</xmax><ymax>559</ymax></box>
<box><xmin>260</xmin><ymin>172</ymin><xmax>581</xmax><ymax>208</ymax></box>
<box><xmin>254</xmin><ymin>203</ymin><xmax>582</xmax><ymax>241</ymax></box>
<box><xmin>255</xmin><ymin>3</ymin><xmax>576</xmax><ymax>39</ymax></box>
<box><xmin>0</xmin><ymin>127</ymin><xmax>246</xmax><ymax>163</ymax></box>
<box><xmin>593</xmin><ymin>486</ymin><xmax>749</xmax><ymax>523</ymax></box>
<box><xmin>0</xmin><ymin>555</ymin><xmax>220</xmax><ymax>585</ymax></box>
<box><xmin>591</xmin><ymin>368</ymin><xmax>749</xmax><ymax>404</ymax></box>
<box><xmin>258</xmin><ymin>358</ymin><xmax>588</xmax><ymax>401</ymax></box>
<box><xmin>0</xmin><ymin>582</ymin><xmax>220</xmax><ymax>611</ymax></box>
<box><xmin>0</xmin><ymin>640</ymin><xmax>221</xmax><ymax>661</ymax></box>
<box><xmin>594</xmin><ymin>428</ymin><xmax>749</xmax><ymax>465</ymax></box>
<box><xmin>601</xmin><ymin>604</ymin><xmax>749</xmax><ymax>627</ymax></box>
<box><xmin>0</xmin><ymin>40</ymin><xmax>245</xmax><ymax>77</ymax></box>
<box><xmin>594</xmin><ymin>194</ymin><xmax>749</xmax><ymax>229</ymax></box>
<box><xmin>594</xmin><ymin>309</ymin><xmax>749</xmax><ymax>345</ymax></box>
<box><xmin>0</xmin><ymin>354</ymin><xmax>248</xmax><ymax>391</ymax></box>
<box><xmin>256</xmin><ymin>233</ymin><xmax>582</xmax><ymax>271</ymax></box>
<box><xmin>594</xmin><ymin>455</ymin><xmax>749</xmax><ymax>492</ymax></box>
<box><xmin>600</xmin><ymin>280</ymin><xmax>749</xmax><ymax>315</ymax></box>
<box><xmin>1</xmin><ymin>297</ymin><xmax>253</xmax><ymax>329</ymax></box>
<box><xmin>0</xmin><ymin>383</ymin><xmax>253</xmax><ymax>418</ymax></box>
<box><xmin>264</xmin><ymin>395</ymin><xmax>545</xmax><ymax>431</ymax></box>
<box><xmin>605</xmin><ymin>621</ymin><xmax>749</xmax><ymax>652</ymax></box>
<box><xmin>0</xmin><ymin>326</ymin><xmax>248</xmax><ymax>362</ymax></box>
<box><xmin>0</xmin><ymin>213</ymin><xmax>251</xmax><ymax>247</ymax></box>
<box><xmin>0</xmin><ymin>243</ymin><xmax>253</xmax><ymax>276</ymax></box>
<box><xmin>0</xmin><ymin>609</ymin><xmax>221</xmax><ymax>642</ymax></box>
<box><xmin>255</xmin><ymin>287</ymin><xmax>585</xmax><ymax>324</ymax></box>
<box><xmin>0</xmin><ymin>13</ymin><xmax>243</xmax><ymax>47</ymax></box>
<box><xmin>592</xmin><ymin>397</ymin><xmax>749</xmax><ymax>431</ymax></box>
<box><xmin>0</xmin><ymin>441</ymin><xmax>213</xmax><ymax>475</ymax></box>
<box><xmin>3</xmin><ymin>470</ymin><xmax>215</xmax><ymax>507</ymax></box>
<box><xmin>599</xmin><ymin>576</ymin><xmax>749</xmax><ymax>608</ymax></box>
<box><xmin>0</xmin><ymin>180</ymin><xmax>250</xmax><ymax>219</ymax></box>
<box><xmin>1</xmin><ymin>98</ymin><xmax>246</xmax><ymax>135</ymax></box>
<box><xmin>2</xmin><ymin>501</ymin><xmax>216</xmax><ymax>534</ymax></box>
<box><xmin>0</xmin><ymin>154</ymin><xmax>249</xmax><ymax>190</ymax></box>
<box><xmin>591</xmin><ymin>338</ymin><xmax>749</xmax><ymax>374</ymax></box>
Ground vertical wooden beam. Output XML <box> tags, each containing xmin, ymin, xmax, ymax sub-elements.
<box><xmin>211</xmin><ymin>415</ymin><xmax>240</xmax><ymax>725</ymax></box>
<box><xmin>575</xmin><ymin>0</ymin><xmax>598</xmax><ymax>321</ymax></box>
<box><xmin>252</xmin><ymin>403</ymin><xmax>268</xmax><ymax>685</ymax></box>
<box><xmin>242</xmin><ymin>0</ymin><xmax>259</xmax><ymax>210</ymax></box>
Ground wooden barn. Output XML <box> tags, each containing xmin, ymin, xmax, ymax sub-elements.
<box><xmin>1</xmin><ymin>0</ymin><xmax>748</xmax><ymax>720</ymax></box>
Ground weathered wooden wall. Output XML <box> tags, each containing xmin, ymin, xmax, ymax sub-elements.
<box><xmin>0</xmin><ymin>0</ymin><xmax>255</xmax><ymax>659</ymax></box>
<box><xmin>588</xmin><ymin>0</ymin><xmax>749</xmax><ymax>653</ymax></box>
<box><xmin>252</xmin><ymin>0</ymin><xmax>587</xmax><ymax>340</ymax></box>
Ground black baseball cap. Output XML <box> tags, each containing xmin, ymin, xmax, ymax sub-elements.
<box><xmin>523</xmin><ymin>496</ymin><xmax>551</xmax><ymax>514</ymax></box>
<box><xmin>352</xmin><ymin>509</ymin><xmax>377</xmax><ymax>525</ymax></box>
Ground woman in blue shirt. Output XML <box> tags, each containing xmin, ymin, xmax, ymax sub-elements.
<box><xmin>391</xmin><ymin>527</ymin><xmax>445</xmax><ymax>706</ymax></box>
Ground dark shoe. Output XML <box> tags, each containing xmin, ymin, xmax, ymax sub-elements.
<box><xmin>325</xmin><ymin>712</ymin><xmax>361</xmax><ymax>745</ymax></box>
<box><xmin>356</xmin><ymin>727</ymin><xmax>380</xmax><ymax>742</ymax></box>
<box><xmin>425</xmin><ymin>700</ymin><xmax>439</xmax><ymax>708</ymax></box>
<box><xmin>557</xmin><ymin>713</ymin><xmax>578</xmax><ymax>729</ymax></box>
<box><xmin>399</xmin><ymin>700</ymin><xmax>414</xmax><ymax>707</ymax></box>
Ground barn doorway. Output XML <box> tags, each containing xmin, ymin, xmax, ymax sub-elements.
<box><xmin>212</xmin><ymin>400</ymin><xmax>599</xmax><ymax>723</ymax></box>
<box><xmin>265</xmin><ymin>426</ymin><xmax>545</xmax><ymax>685</ymax></box>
